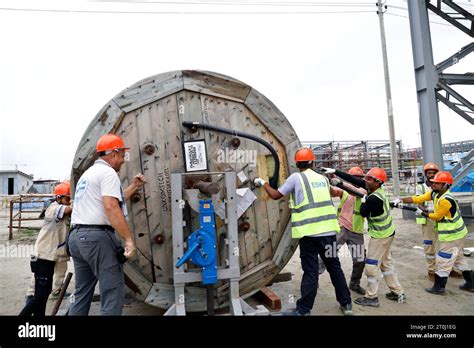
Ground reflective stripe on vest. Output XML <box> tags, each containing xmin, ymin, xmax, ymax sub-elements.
<box><xmin>336</xmin><ymin>190</ymin><xmax>365</xmax><ymax>233</ymax></box>
<box><xmin>415</xmin><ymin>183</ymin><xmax>427</xmax><ymax>225</ymax></box>
<box><xmin>290</xmin><ymin>169</ymin><xmax>340</xmax><ymax>239</ymax></box>
<box><xmin>434</xmin><ymin>190</ymin><xmax>468</xmax><ymax>242</ymax></box>
<box><xmin>366</xmin><ymin>187</ymin><xmax>395</xmax><ymax>239</ymax></box>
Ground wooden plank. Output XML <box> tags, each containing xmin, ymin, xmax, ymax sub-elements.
<box><xmin>119</xmin><ymin>111</ymin><xmax>154</xmax><ymax>280</ymax></box>
<box><xmin>238</xmin><ymin>105</ymin><xmax>277</xmax><ymax>264</ymax></box>
<box><xmin>157</xmin><ymin>94</ymin><xmax>182</xmax><ymax>283</ymax></box>
<box><xmin>113</xmin><ymin>71</ymin><xmax>184</xmax><ymax>113</ymax></box>
<box><xmin>145</xmin><ymin>283</ymin><xmax>217</xmax><ymax>312</ymax></box>
<box><xmin>272</xmin><ymin>222</ymin><xmax>298</xmax><ymax>269</ymax></box>
<box><xmin>177</xmin><ymin>90</ymin><xmax>205</xmax><ymax>240</ymax></box>
<box><xmin>216</xmin><ymin>260</ymin><xmax>280</xmax><ymax>299</ymax></box>
<box><xmin>144</xmin><ymin>98</ymin><xmax>172</xmax><ymax>283</ymax></box>
<box><xmin>268</xmin><ymin>272</ymin><xmax>292</xmax><ymax>285</ymax></box>
<box><xmin>134</xmin><ymin>104</ymin><xmax>168</xmax><ymax>282</ymax></box>
<box><xmin>177</xmin><ymin>90</ymin><xmax>205</xmax><ymax>141</ymax></box>
<box><xmin>183</xmin><ymin>70</ymin><xmax>251</xmax><ymax>103</ymax></box>
<box><xmin>254</xmin><ymin>287</ymin><xmax>281</xmax><ymax>310</ymax></box>
<box><xmin>244</xmin><ymin>88</ymin><xmax>299</xmax><ymax>146</ymax></box>
<box><xmin>123</xmin><ymin>262</ymin><xmax>153</xmax><ymax>301</ymax></box>
<box><xmin>72</xmin><ymin>100</ymin><xmax>125</xmax><ymax>191</ymax></box>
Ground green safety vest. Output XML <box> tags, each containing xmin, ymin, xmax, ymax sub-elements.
<box><xmin>415</xmin><ymin>183</ymin><xmax>427</xmax><ymax>225</ymax></box>
<box><xmin>367</xmin><ymin>187</ymin><xmax>395</xmax><ymax>239</ymax></box>
<box><xmin>337</xmin><ymin>191</ymin><xmax>365</xmax><ymax>233</ymax></box>
<box><xmin>434</xmin><ymin>190</ymin><xmax>468</xmax><ymax>242</ymax></box>
<box><xmin>290</xmin><ymin>169</ymin><xmax>340</xmax><ymax>239</ymax></box>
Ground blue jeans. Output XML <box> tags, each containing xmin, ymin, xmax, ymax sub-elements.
<box><xmin>296</xmin><ymin>235</ymin><xmax>351</xmax><ymax>314</ymax></box>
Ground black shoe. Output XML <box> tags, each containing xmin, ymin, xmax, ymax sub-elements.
<box><xmin>425</xmin><ymin>274</ymin><xmax>447</xmax><ymax>295</ymax></box>
<box><xmin>283</xmin><ymin>308</ymin><xmax>310</xmax><ymax>316</ymax></box>
<box><xmin>340</xmin><ymin>303</ymin><xmax>353</xmax><ymax>316</ymax></box>
<box><xmin>349</xmin><ymin>283</ymin><xmax>366</xmax><ymax>295</ymax></box>
<box><xmin>354</xmin><ymin>297</ymin><xmax>380</xmax><ymax>307</ymax></box>
<box><xmin>385</xmin><ymin>291</ymin><xmax>406</xmax><ymax>303</ymax></box>
<box><xmin>459</xmin><ymin>271</ymin><xmax>474</xmax><ymax>292</ymax></box>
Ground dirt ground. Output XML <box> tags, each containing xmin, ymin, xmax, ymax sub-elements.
<box><xmin>0</xmin><ymin>207</ymin><xmax>473</xmax><ymax>316</ymax></box>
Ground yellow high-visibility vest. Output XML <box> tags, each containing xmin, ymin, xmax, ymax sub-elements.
<box><xmin>367</xmin><ymin>187</ymin><xmax>395</xmax><ymax>239</ymax></box>
<box><xmin>337</xmin><ymin>191</ymin><xmax>365</xmax><ymax>233</ymax></box>
<box><xmin>434</xmin><ymin>190</ymin><xmax>468</xmax><ymax>242</ymax></box>
<box><xmin>290</xmin><ymin>169</ymin><xmax>340</xmax><ymax>239</ymax></box>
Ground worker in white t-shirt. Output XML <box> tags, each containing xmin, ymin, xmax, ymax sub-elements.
<box><xmin>68</xmin><ymin>133</ymin><xmax>146</xmax><ymax>315</ymax></box>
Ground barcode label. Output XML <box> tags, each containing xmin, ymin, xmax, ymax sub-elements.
<box><xmin>184</xmin><ymin>140</ymin><xmax>208</xmax><ymax>172</ymax></box>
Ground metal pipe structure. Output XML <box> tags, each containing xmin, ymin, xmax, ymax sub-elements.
<box><xmin>377</xmin><ymin>0</ymin><xmax>400</xmax><ymax>196</ymax></box>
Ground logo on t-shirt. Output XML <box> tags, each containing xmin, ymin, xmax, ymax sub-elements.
<box><xmin>75</xmin><ymin>178</ymin><xmax>88</xmax><ymax>202</ymax></box>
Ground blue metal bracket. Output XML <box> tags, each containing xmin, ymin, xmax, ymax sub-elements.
<box><xmin>175</xmin><ymin>199</ymin><xmax>217</xmax><ymax>285</ymax></box>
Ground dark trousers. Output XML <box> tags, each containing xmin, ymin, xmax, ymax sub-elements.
<box><xmin>68</xmin><ymin>227</ymin><xmax>125</xmax><ymax>315</ymax></box>
<box><xmin>19</xmin><ymin>258</ymin><xmax>55</xmax><ymax>316</ymax></box>
<box><xmin>297</xmin><ymin>235</ymin><xmax>351</xmax><ymax>314</ymax></box>
<box><xmin>318</xmin><ymin>227</ymin><xmax>366</xmax><ymax>286</ymax></box>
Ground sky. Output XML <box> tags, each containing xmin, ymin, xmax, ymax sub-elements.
<box><xmin>0</xmin><ymin>0</ymin><xmax>472</xmax><ymax>180</ymax></box>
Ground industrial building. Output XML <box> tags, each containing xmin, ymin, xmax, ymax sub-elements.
<box><xmin>0</xmin><ymin>170</ymin><xmax>33</xmax><ymax>195</ymax></box>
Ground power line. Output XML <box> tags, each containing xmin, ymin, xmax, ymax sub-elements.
<box><xmin>0</xmin><ymin>6</ymin><xmax>375</xmax><ymax>14</ymax></box>
<box><xmin>93</xmin><ymin>0</ymin><xmax>376</xmax><ymax>5</ymax></box>
<box><xmin>386</xmin><ymin>12</ymin><xmax>452</xmax><ymax>26</ymax></box>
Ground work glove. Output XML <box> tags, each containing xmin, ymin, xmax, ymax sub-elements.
<box><xmin>361</xmin><ymin>195</ymin><xmax>367</xmax><ymax>203</ymax></box>
<box><xmin>253</xmin><ymin>178</ymin><xmax>266</xmax><ymax>187</ymax></box>
<box><xmin>321</xmin><ymin>167</ymin><xmax>336</xmax><ymax>174</ymax></box>
<box><xmin>391</xmin><ymin>198</ymin><xmax>401</xmax><ymax>207</ymax></box>
<box><xmin>330</xmin><ymin>178</ymin><xmax>341</xmax><ymax>186</ymax></box>
<box><xmin>416</xmin><ymin>207</ymin><xmax>425</xmax><ymax>216</ymax></box>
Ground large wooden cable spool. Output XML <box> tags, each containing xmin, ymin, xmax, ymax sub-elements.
<box><xmin>71</xmin><ymin>70</ymin><xmax>301</xmax><ymax>312</ymax></box>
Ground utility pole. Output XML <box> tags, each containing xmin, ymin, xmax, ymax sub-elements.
<box><xmin>377</xmin><ymin>0</ymin><xmax>400</xmax><ymax>196</ymax></box>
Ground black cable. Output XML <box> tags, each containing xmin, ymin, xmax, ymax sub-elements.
<box><xmin>95</xmin><ymin>0</ymin><xmax>376</xmax><ymax>6</ymax></box>
<box><xmin>182</xmin><ymin>121</ymin><xmax>280</xmax><ymax>189</ymax></box>
<box><xmin>385</xmin><ymin>12</ymin><xmax>452</xmax><ymax>26</ymax></box>
<box><xmin>136</xmin><ymin>246</ymin><xmax>162</xmax><ymax>270</ymax></box>
<box><xmin>0</xmin><ymin>6</ymin><xmax>375</xmax><ymax>14</ymax></box>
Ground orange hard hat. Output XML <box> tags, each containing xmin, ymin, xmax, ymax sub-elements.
<box><xmin>430</xmin><ymin>171</ymin><xmax>453</xmax><ymax>185</ymax></box>
<box><xmin>423</xmin><ymin>162</ymin><xmax>439</xmax><ymax>173</ymax></box>
<box><xmin>54</xmin><ymin>182</ymin><xmax>71</xmax><ymax>196</ymax></box>
<box><xmin>96</xmin><ymin>134</ymin><xmax>130</xmax><ymax>153</ymax></box>
<box><xmin>366</xmin><ymin>167</ymin><xmax>387</xmax><ymax>183</ymax></box>
<box><xmin>349</xmin><ymin>167</ymin><xmax>364</xmax><ymax>177</ymax></box>
<box><xmin>295</xmin><ymin>148</ymin><xmax>315</xmax><ymax>162</ymax></box>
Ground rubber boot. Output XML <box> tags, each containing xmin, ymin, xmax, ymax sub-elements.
<box><xmin>425</xmin><ymin>274</ymin><xmax>447</xmax><ymax>295</ymax></box>
<box><xmin>459</xmin><ymin>271</ymin><xmax>474</xmax><ymax>292</ymax></box>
